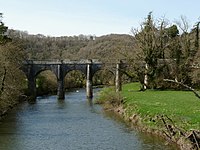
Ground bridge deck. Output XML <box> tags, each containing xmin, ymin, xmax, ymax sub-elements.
<box><xmin>23</xmin><ymin>59</ymin><xmax>103</xmax><ymax>65</ymax></box>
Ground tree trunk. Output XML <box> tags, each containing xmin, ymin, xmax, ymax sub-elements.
<box><xmin>143</xmin><ymin>63</ymin><xmax>148</xmax><ymax>90</ymax></box>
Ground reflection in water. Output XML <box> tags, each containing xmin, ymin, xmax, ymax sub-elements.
<box><xmin>0</xmin><ymin>88</ymin><xmax>178</xmax><ymax>150</ymax></box>
<box><xmin>57</xmin><ymin>99</ymin><xmax>67</xmax><ymax>109</ymax></box>
<box><xmin>87</xmin><ymin>97</ymin><xmax>93</xmax><ymax>107</ymax></box>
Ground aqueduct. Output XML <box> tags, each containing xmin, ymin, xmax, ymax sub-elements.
<box><xmin>21</xmin><ymin>59</ymin><xmax>122</xmax><ymax>100</ymax></box>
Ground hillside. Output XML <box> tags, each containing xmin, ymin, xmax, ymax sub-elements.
<box><xmin>78</xmin><ymin>34</ymin><xmax>136</xmax><ymax>61</ymax></box>
<box><xmin>7</xmin><ymin>30</ymin><xmax>136</xmax><ymax>62</ymax></box>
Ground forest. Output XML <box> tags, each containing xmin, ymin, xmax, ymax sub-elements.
<box><xmin>0</xmin><ymin>12</ymin><xmax>200</xmax><ymax>115</ymax></box>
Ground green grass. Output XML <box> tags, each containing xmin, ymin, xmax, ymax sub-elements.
<box><xmin>122</xmin><ymin>83</ymin><xmax>200</xmax><ymax>130</ymax></box>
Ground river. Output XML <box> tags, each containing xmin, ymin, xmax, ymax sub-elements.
<box><xmin>0</xmin><ymin>89</ymin><xmax>178</xmax><ymax>150</ymax></box>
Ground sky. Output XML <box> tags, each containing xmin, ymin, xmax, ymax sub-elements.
<box><xmin>1</xmin><ymin>0</ymin><xmax>200</xmax><ymax>37</ymax></box>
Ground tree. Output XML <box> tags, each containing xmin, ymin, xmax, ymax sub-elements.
<box><xmin>132</xmin><ymin>12</ymin><xmax>169</xmax><ymax>89</ymax></box>
<box><xmin>0</xmin><ymin>13</ymin><xmax>9</xmax><ymax>94</ymax></box>
<box><xmin>0</xmin><ymin>13</ymin><xmax>10</xmax><ymax>44</ymax></box>
<box><xmin>0</xmin><ymin>14</ymin><xmax>26</xmax><ymax>113</ymax></box>
<box><xmin>193</xmin><ymin>21</ymin><xmax>200</xmax><ymax>56</ymax></box>
<box><xmin>166</xmin><ymin>25</ymin><xmax>179</xmax><ymax>38</ymax></box>
<box><xmin>165</xmin><ymin>25</ymin><xmax>182</xmax><ymax>84</ymax></box>
<box><xmin>172</xmin><ymin>16</ymin><xmax>194</xmax><ymax>85</ymax></box>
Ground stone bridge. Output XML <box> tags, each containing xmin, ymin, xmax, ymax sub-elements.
<box><xmin>21</xmin><ymin>59</ymin><xmax>122</xmax><ymax>100</ymax></box>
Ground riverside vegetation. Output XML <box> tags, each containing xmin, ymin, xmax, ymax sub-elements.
<box><xmin>0</xmin><ymin>13</ymin><xmax>26</xmax><ymax>117</ymax></box>
<box><xmin>96</xmin><ymin>83</ymin><xmax>200</xmax><ymax>149</ymax></box>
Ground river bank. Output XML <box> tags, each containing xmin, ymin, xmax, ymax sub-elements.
<box><xmin>0</xmin><ymin>101</ymin><xmax>20</xmax><ymax>121</ymax></box>
<box><xmin>96</xmin><ymin>83</ymin><xmax>200</xmax><ymax>150</ymax></box>
<box><xmin>0</xmin><ymin>94</ymin><xmax>28</xmax><ymax>120</ymax></box>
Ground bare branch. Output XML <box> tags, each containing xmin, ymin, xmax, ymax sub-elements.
<box><xmin>163</xmin><ymin>79</ymin><xmax>200</xmax><ymax>99</ymax></box>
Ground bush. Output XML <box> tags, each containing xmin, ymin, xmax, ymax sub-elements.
<box><xmin>95</xmin><ymin>87</ymin><xmax>123</xmax><ymax>107</ymax></box>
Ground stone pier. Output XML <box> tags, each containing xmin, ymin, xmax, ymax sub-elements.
<box><xmin>57</xmin><ymin>64</ymin><xmax>65</xmax><ymax>100</ymax></box>
<box><xmin>115</xmin><ymin>61</ymin><xmax>122</xmax><ymax>92</ymax></box>
<box><xmin>86</xmin><ymin>60</ymin><xmax>93</xmax><ymax>98</ymax></box>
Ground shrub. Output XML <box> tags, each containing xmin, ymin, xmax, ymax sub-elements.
<box><xmin>95</xmin><ymin>87</ymin><xmax>123</xmax><ymax>107</ymax></box>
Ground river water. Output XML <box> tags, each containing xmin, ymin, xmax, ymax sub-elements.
<box><xmin>0</xmin><ymin>89</ymin><xmax>178</xmax><ymax>150</ymax></box>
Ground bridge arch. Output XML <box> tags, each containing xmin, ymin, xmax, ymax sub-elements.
<box><xmin>62</xmin><ymin>65</ymin><xmax>87</xmax><ymax>78</ymax></box>
<box><xmin>64</xmin><ymin>70</ymin><xmax>86</xmax><ymax>89</ymax></box>
<box><xmin>92</xmin><ymin>68</ymin><xmax>115</xmax><ymax>86</ymax></box>
<box><xmin>35</xmin><ymin>68</ymin><xmax>58</xmax><ymax>80</ymax></box>
<box><xmin>22</xmin><ymin>60</ymin><xmax>123</xmax><ymax>101</ymax></box>
<box><xmin>35</xmin><ymin>70</ymin><xmax>57</xmax><ymax>95</ymax></box>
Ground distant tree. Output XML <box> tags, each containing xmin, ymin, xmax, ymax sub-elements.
<box><xmin>172</xmin><ymin>16</ymin><xmax>193</xmax><ymax>85</ymax></box>
<box><xmin>175</xmin><ymin>16</ymin><xmax>192</xmax><ymax>59</ymax></box>
<box><xmin>194</xmin><ymin>21</ymin><xmax>200</xmax><ymax>55</ymax></box>
<box><xmin>189</xmin><ymin>20</ymin><xmax>200</xmax><ymax>88</ymax></box>
<box><xmin>166</xmin><ymin>24</ymin><xmax>179</xmax><ymax>38</ymax></box>
<box><xmin>0</xmin><ymin>13</ymin><xmax>9</xmax><ymax>94</ymax></box>
<box><xmin>0</xmin><ymin>13</ymin><xmax>10</xmax><ymax>44</ymax></box>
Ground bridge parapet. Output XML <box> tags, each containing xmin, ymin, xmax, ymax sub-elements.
<box><xmin>23</xmin><ymin>59</ymin><xmax>104</xmax><ymax>65</ymax></box>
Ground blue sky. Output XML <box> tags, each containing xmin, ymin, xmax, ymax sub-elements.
<box><xmin>1</xmin><ymin>0</ymin><xmax>200</xmax><ymax>36</ymax></box>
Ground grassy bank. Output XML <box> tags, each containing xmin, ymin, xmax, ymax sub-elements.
<box><xmin>122</xmin><ymin>83</ymin><xmax>200</xmax><ymax>131</ymax></box>
<box><xmin>96</xmin><ymin>82</ymin><xmax>200</xmax><ymax>149</ymax></box>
